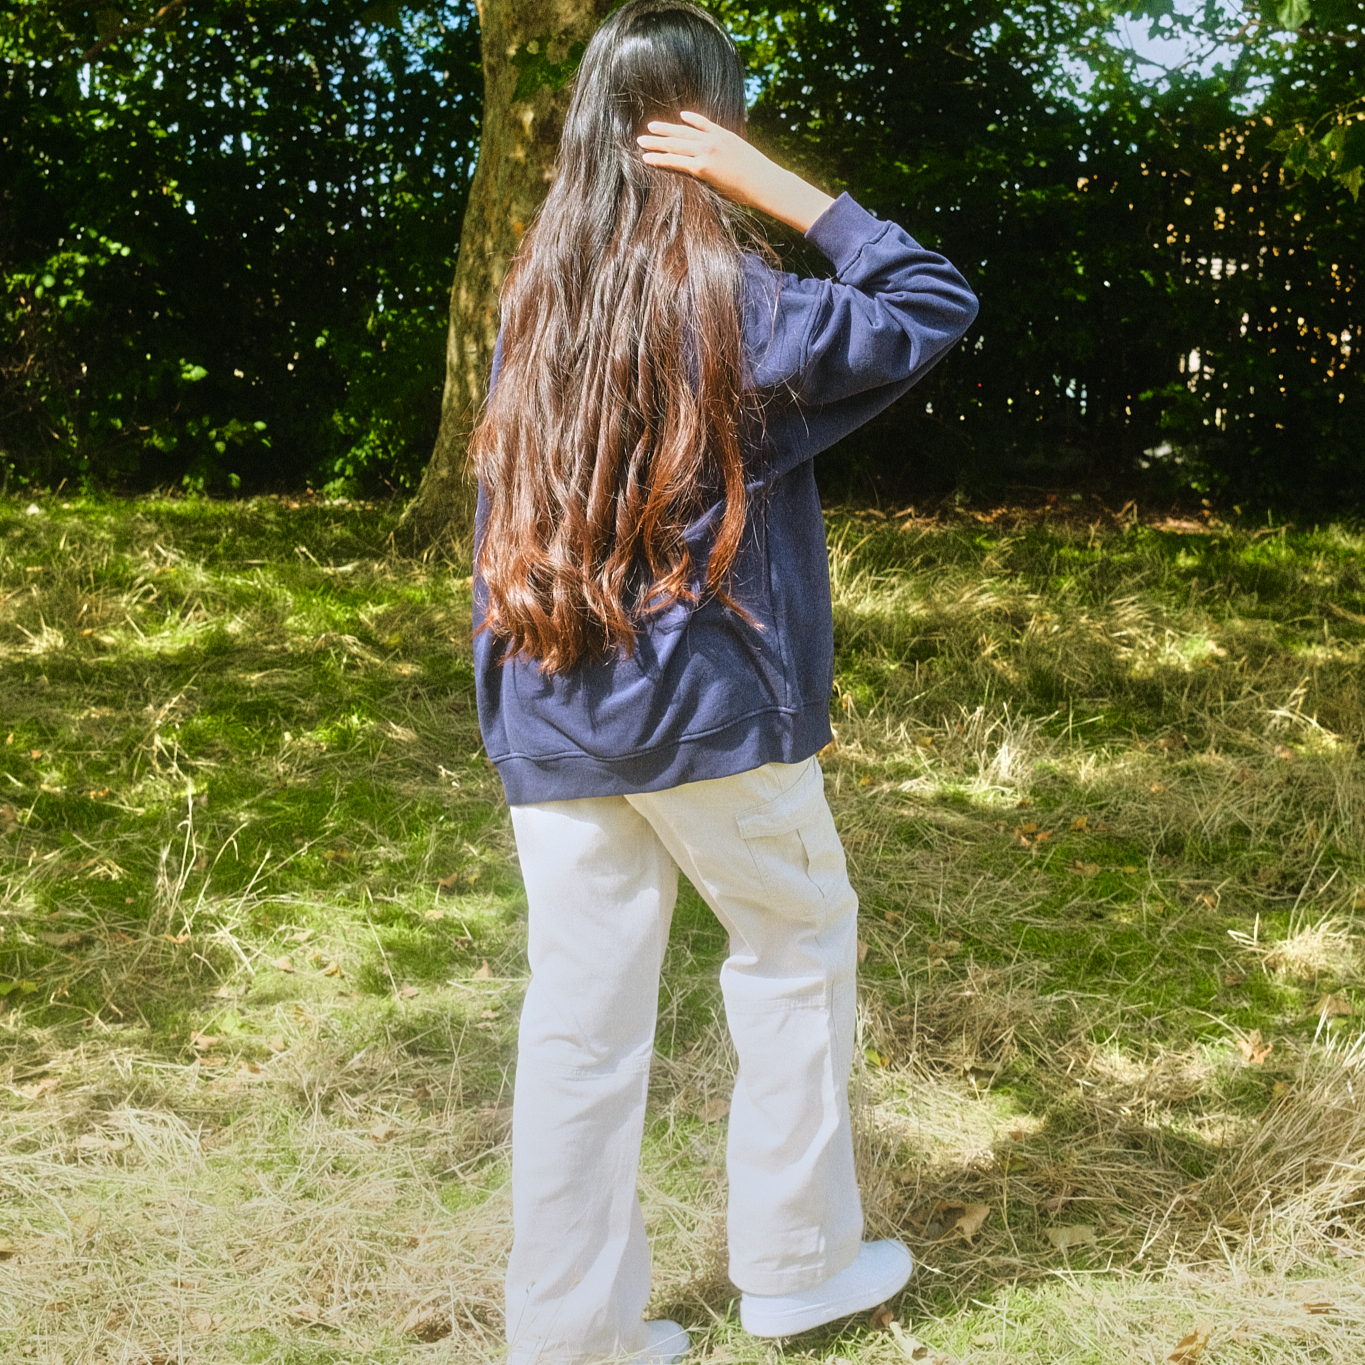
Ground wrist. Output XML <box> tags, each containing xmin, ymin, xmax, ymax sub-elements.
<box><xmin>759</xmin><ymin>166</ymin><xmax>834</xmax><ymax>235</ymax></box>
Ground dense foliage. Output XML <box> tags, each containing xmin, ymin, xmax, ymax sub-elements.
<box><xmin>1</xmin><ymin>0</ymin><xmax>1361</xmax><ymax>509</ymax></box>
<box><xmin>727</xmin><ymin>0</ymin><xmax>1364</xmax><ymax>509</ymax></box>
<box><xmin>1</xmin><ymin>0</ymin><xmax>480</xmax><ymax>492</ymax></box>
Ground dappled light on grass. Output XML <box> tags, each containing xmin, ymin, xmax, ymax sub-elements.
<box><xmin>2</xmin><ymin>496</ymin><xmax>1364</xmax><ymax>1362</ymax></box>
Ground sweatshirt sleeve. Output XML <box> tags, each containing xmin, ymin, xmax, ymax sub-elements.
<box><xmin>744</xmin><ymin>193</ymin><xmax>978</xmax><ymax>477</ymax></box>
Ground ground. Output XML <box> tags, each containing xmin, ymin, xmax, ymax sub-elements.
<box><xmin>1</xmin><ymin>492</ymin><xmax>1363</xmax><ymax>1364</ymax></box>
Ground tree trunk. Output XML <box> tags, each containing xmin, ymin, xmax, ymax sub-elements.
<box><xmin>395</xmin><ymin>0</ymin><xmax>613</xmax><ymax>555</ymax></box>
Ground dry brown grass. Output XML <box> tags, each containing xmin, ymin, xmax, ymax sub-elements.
<box><xmin>3</xmin><ymin>499</ymin><xmax>1365</xmax><ymax>1362</ymax></box>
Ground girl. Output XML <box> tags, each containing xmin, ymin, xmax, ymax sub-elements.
<box><xmin>470</xmin><ymin>4</ymin><xmax>978</xmax><ymax>1360</ymax></box>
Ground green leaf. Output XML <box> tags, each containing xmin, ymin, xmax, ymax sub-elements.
<box><xmin>1338</xmin><ymin>164</ymin><xmax>1364</xmax><ymax>201</ymax></box>
<box><xmin>1277</xmin><ymin>0</ymin><xmax>1311</xmax><ymax>30</ymax></box>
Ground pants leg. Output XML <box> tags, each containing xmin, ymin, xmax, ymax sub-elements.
<box><xmin>505</xmin><ymin>797</ymin><xmax>678</xmax><ymax>1365</ymax></box>
<box><xmin>629</xmin><ymin>757</ymin><xmax>863</xmax><ymax>1296</ymax></box>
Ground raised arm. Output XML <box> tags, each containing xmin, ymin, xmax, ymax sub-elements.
<box><xmin>636</xmin><ymin>111</ymin><xmax>833</xmax><ymax>234</ymax></box>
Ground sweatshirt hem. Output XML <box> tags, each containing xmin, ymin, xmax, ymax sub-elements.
<box><xmin>494</xmin><ymin>701</ymin><xmax>834</xmax><ymax>806</ymax></box>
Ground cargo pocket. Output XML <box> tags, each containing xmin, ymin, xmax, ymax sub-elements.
<box><xmin>735</xmin><ymin>760</ymin><xmax>851</xmax><ymax>922</ymax></box>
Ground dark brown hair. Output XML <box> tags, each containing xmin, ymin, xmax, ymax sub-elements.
<box><xmin>471</xmin><ymin>0</ymin><xmax>756</xmax><ymax>675</ymax></box>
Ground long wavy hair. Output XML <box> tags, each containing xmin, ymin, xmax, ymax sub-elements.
<box><xmin>471</xmin><ymin>0</ymin><xmax>757</xmax><ymax>675</ymax></box>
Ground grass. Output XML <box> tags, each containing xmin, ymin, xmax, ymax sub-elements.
<box><xmin>1</xmin><ymin>490</ymin><xmax>1364</xmax><ymax>1364</ymax></box>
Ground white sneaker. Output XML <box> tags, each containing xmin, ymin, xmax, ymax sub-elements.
<box><xmin>624</xmin><ymin>1319</ymin><xmax>690</xmax><ymax>1363</ymax></box>
<box><xmin>739</xmin><ymin>1240</ymin><xmax>913</xmax><ymax>1338</ymax></box>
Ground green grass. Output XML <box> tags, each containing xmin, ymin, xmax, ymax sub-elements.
<box><xmin>2</xmin><ymin>492</ymin><xmax>1364</xmax><ymax>1363</ymax></box>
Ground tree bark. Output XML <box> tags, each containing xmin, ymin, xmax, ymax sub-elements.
<box><xmin>395</xmin><ymin>0</ymin><xmax>613</xmax><ymax>555</ymax></box>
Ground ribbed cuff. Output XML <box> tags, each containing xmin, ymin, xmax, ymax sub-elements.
<box><xmin>804</xmin><ymin>192</ymin><xmax>888</xmax><ymax>276</ymax></box>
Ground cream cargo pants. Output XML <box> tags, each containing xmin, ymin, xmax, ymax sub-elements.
<box><xmin>505</xmin><ymin>756</ymin><xmax>863</xmax><ymax>1364</ymax></box>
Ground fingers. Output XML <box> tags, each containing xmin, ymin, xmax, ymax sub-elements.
<box><xmin>639</xmin><ymin>152</ymin><xmax>700</xmax><ymax>175</ymax></box>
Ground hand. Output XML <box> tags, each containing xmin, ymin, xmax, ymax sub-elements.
<box><xmin>636</xmin><ymin>111</ymin><xmax>834</xmax><ymax>235</ymax></box>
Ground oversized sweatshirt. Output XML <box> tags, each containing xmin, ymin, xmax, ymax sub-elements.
<box><xmin>473</xmin><ymin>193</ymin><xmax>979</xmax><ymax>806</ymax></box>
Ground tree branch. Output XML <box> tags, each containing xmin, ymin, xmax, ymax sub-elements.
<box><xmin>80</xmin><ymin>0</ymin><xmax>191</xmax><ymax>65</ymax></box>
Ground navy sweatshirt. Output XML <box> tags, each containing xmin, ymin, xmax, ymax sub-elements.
<box><xmin>473</xmin><ymin>193</ymin><xmax>978</xmax><ymax>806</ymax></box>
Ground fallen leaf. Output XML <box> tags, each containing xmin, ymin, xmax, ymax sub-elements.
<box><xmin>1274</xmin><ymin>743</ymin><xmax>1295</xmax><ymax>761</ymax></box>
<box><xmin>0</xmin><ymin>1236</ymin><xmax>15</xmax><ymax>1259</ymax></box>
<box><xmin>473</xmin><ymin>960</ymin><xmax>492</xmax><ymax>980</ymax></box>
<box><xmin>270</xmin><ymin>955</ymin><xmax>295</xmax><ymax>973</ymax></box>
<box><xmin>400</xmin><ymin>1301</ymin><xmax>452</xmax><ymax>1341</ymax></box>
<box><xmin>424</xmin><ymin>907</ymin><xmax>446</xmax><ymax>920</ymax></box>
<box><xmin>1150</xmin><ymin>781</ymin><xmax>1166</xmax><ymax>794</ymax></box>
<box><xmin>971</xmin><ymin>1334</ymin><xmax>994</xmax><ymax>1349</ymax></box>
<box><xmin>856</xmin><ymin>940</ymin><xmax>869</xmax><ymax>963</ymax></box>
<box><xmin>888</xmin><ymin>1320</ymin><xmax>934</xmax><ymax>1361</ymax></box>
<box><xmin>947</xmin><ymin>1203</ymin><xmax>990</xmax><ymax>1242</ymax></box>
<box><xmin>290</xmin><ymin>928</ymin><xmax>313</xmax><ymax>943</ymax></box>
<box><xmin>1224</xmin><ymin>972</ymin><xmax>1246</xmax><ymax>986</ymax></box>
<box><xmin>1316</xmin><ymin>993</ymin><xmax>1353</xmax><ymax>1019</ymax></box>
<box><xmin>699</xmin><ymin>1098</ymin><xmax>730</xmax><ymax>1123</ymax></box>
<box><xmin>926</xmin><ymin>939</ymin><xmax>961</xmax><ymax>958</ymax></box>
<box><xmin>871</xmin><ymin>1306</ymin><xmax>895</xmax><ymax>1330</ymax></box>
<box><xmin>189</xmin><ymin>1031</ymin><xmax>220</xmax><ymax>1050</ymax></box>
<box><xmin>267</xmin><ymin>1034</ymin><xmax>287</xmax><ymax>1052</ymax></box>
<box><xmin>1236</xmin><ymin>1030</ymin><xmax>1273</xmax><ymax>1065</ymax></box>
<box><xmin>16</xmin><ymin>1076</ymin><xmax>58</xmax><ymax>1100</ymax></box>
<box><xmin>1041</xmin><ymin>1186</ymin><xmax>1073</xmax><ymax>1214</ymax></box>
<box><xmin>368</xmin><ymin>1120</ymin><xmax>400</xmax><ymax>1142</ymax></box>
<box><xmin>1070</xmin><ymin>815</ymin><xmax>1089</xmax><ymax>832</ymax></box>
<box><xmin>884</xmin><ymin>910</ymin><xmax>901</xmax><ymax>924</ymax></box>
<box><xmin>399</xmin><ymin>984</ymin><xmax>420</xmax><ymax>998</ymax></box>
<box><xmin>234</xmin><ymin>1061</ymin><xmax>266</xmax><ymax>1079</ymax></box>
<box><xmin>436</xmin><ymin>872</ymin><xmax>460</xmax><ymax>893</ymax></box>
<box><xmin>43</xmin><ymin>1300</ymin><xmax>70</xmax><ymax>1313</ymax></box>
<box><xmin>289</xmin><ymin>1303</ymin><xmax>323</xmax><ymax>1322</ymax></box>
<box><xmin>1167</xmin><ymin>1324</ymin><xmax>1211</xmax><ymax>1364</ymax></box>
<box><xmin>37</xmin><ymin>930</ymin><xmax>82</xmax><ymax>948</ymax></box>
<box><xmin>187</xmin><ymin>1308</ymin><xmax>223</xmax><ymax>1332</ymax></box>
<box><xmin>1068</xmin><ymin>861</ymin><xmax>1101</xmax><ymax>877</ymax></box>
<box><xmin>320</xmin><ymin>960</ymin><xmax>341</xmax><ymax>977</ymax></box>
<box><xmin>1045</xmin><ymin>1223</ymin><xmax>1098</xmax><ymax>1251</ymax></box>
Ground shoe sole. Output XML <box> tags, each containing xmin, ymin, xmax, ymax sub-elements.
<box><xmin>740</xmin><ymin>1245</ymin><xmax>913</xmax><ymax>1337</ymax></box>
